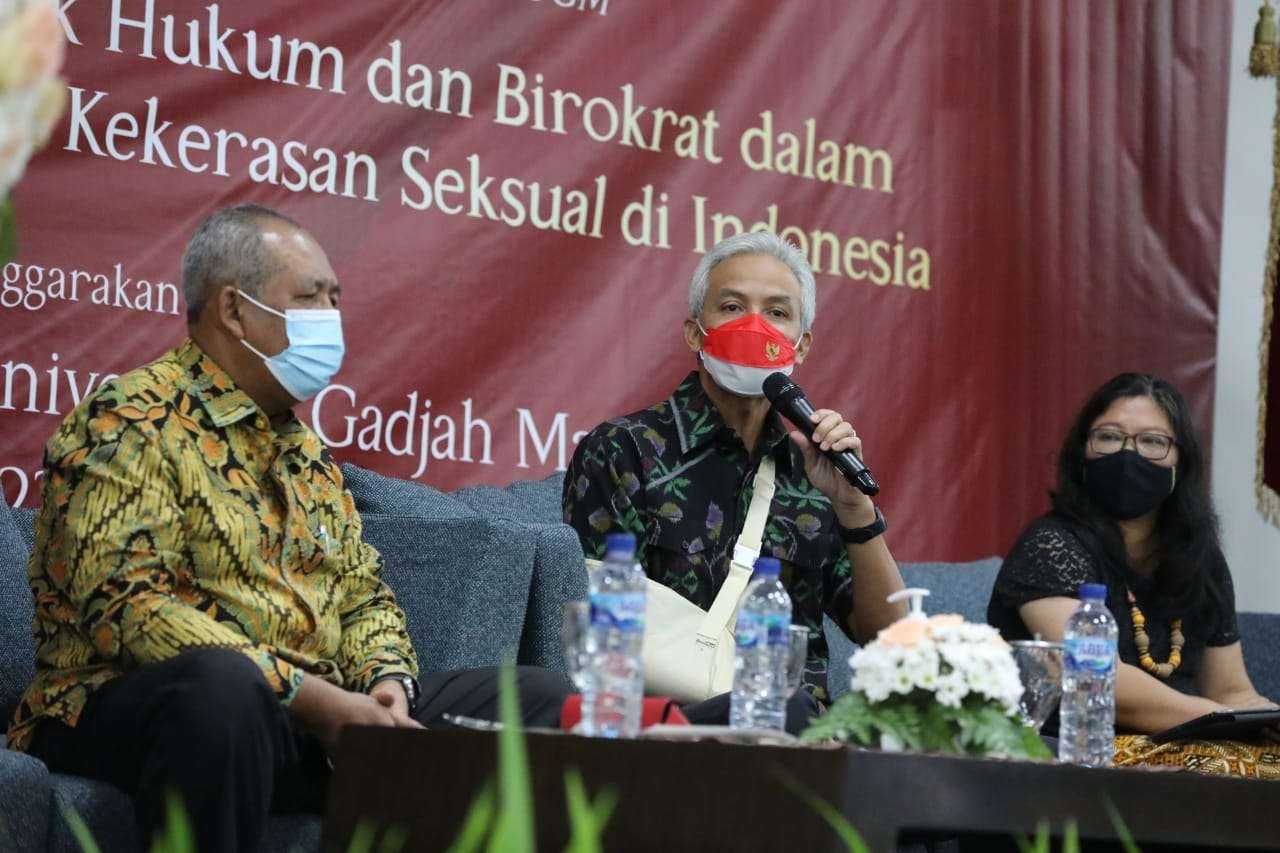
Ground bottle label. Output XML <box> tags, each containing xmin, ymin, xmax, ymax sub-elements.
<box><xmin>1065</xmin><ymin>637</ymin><xmax>1115</xmax><ymax>674</ymax></box>
<box><xmin>735</xmin><ymin>612</ymin><xmax>761</xmax><ymax>649</ymax></box>
<box><xmin>589</xmin><ymin>592</ymin><xmax>644</xmax><ymax>633</ymax></box>
<box><xmin>736</xmin><ymin>613</ymin><xmax>789</xmax><ymax>649</ymax></box>
<box><xmin>764</xmin><ymin>614</ymin><xmax>789</xmax><ymax>647</ymax></box>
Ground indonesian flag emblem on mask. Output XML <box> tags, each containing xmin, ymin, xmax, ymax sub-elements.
<box><xmin>697</xmin><ymin>313</ymin><xmax>801</xmax><ymax>397</ymax></box>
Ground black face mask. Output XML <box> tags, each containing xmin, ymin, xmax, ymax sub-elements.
<box><xmin>1083</xmin><ymin>450</ymin><xmax>1175</xmax><ymax>520</ymax></box>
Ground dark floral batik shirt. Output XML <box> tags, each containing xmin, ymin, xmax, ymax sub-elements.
<box><xmin>563</xmin><ymin>371</ymin><xmax>856</xmax><ymax>702</ymax></box>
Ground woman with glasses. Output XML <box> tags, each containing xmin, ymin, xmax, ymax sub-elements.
<box><xmin>987</xmin><ymin>373</ymin><xmax>1278</xmax><ymax>777</ymax></box>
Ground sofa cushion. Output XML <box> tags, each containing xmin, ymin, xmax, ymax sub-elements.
<box><xmin>47</xmin><ymin>773</ymin><xmax>320</xmax><ymax>852</ymax></box>
<box><xmin>453</xmin><ymin>473</ymin><xmax>565</xmax><ymax>525</ymax></box>
<box><xmin>48</xmin><ymin>774</ymin><xmax>138</xmax><ymax>853</ymax></box>
<box><xmin>0</xmin><ymin>497</ymin><xmax>35</xmax><ymax>717</ymax></box>
<box><xmin>900</xmin><ymin>558</ymin><xmax>1002</xmax><ymax>625</ymax></box>
<box><xmin>1238</xmin><ymin>612</ymin><xmax>1280</xmax><ymax>701</ymax></box>
<box><xmin>0</xmin><ymin>745</ymin><xmax>52</xmax><ymax>851</ymax></box>
<box><xmin>452</xmin><ymin>475</ymin><xmax>586</xmax><ymax>675</ymax></box>
<box><xmin>513</xmin><ymin>523</ymin><xmax>587</xmax><ymax>674</ymax></box>
<box><xmin>502</xmin><ymin>473</ymin><xmax>568</xmax><ymax>525</ymax></box>
<box><xmin>360</xmin><ymin>513</ymin><xmax>535</xmax><ymax>674</ymax></box>
<box><xmin>10</xmin><ymin>506</ymin><xmax>36</xmax><ymax>559</ymax></box>
<box><xmin>341</xmin><ymin>464</ymin><xmax>475</xmax><ymax>520</ymax></box>
<box><xmin>823</xmin><ymin>615</ymin><xmax>857</xmax><ymax>700</ymax></box>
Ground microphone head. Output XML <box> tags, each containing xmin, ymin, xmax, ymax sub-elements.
<box><xmin>763</xmin><ymin>372</ymin><xmax>803</xmax><ymax>404</ymax></box>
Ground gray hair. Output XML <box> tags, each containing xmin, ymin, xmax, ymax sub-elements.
<box><xmin>181</xmin><ymin>203</ymin><xmax>301</xmax><ymax>323</ymax></box>
<box><xmin>688</xmin><ymin>232</ymin><xmax>817</xmax><ymax>331</ymax></box>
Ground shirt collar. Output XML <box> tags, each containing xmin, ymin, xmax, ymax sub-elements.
<box><xmin>176</xmin><ymin>339</ymin><xmax>268</xmax><ymax>429</ymax></box>
<box><xmin>669</xmin><ymin>371</ymin><xmax>793</xmax><ymax>467</ymax></box>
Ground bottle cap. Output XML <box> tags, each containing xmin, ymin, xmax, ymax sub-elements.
<box><xmin>753</xmin><ymin>557</ymin><xmax>781</xmax><ymax>577</ymax></box>
<box><xmin>605</xmin><ymin>532</ymin><xmax>636</xmax><ymax>556</ymax></box>
<box><xmin>1079</xmin><ymin>583</ymin><xmax>1107</xmax><ymax>601</ymax></box>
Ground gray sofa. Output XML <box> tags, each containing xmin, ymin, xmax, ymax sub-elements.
<box><xmin>0</xmin><ymin>464</ymin><xmax>586</xmax><ymax>853</ymax></box>
<box><xmin>2</xmin><ymin>465</ymin><xmax>1278</xmax><ymax>851</ymax></box>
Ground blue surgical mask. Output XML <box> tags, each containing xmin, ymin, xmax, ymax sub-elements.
<box><xmin>237</xmin><ymin>290</ymin><xmax>344</xmax><ymax>402</ymax></box>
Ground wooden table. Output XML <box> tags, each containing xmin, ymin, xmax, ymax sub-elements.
<box><xmin>321</xmin><ymin>727</ymin><xmax>1279</xmax><ymax>852</ymax></box>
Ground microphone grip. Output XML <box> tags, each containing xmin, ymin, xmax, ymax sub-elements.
<box><xmin>783</xmin><ymin>397</ymin><xmax>880</xmax><ymax>497</ymax></box>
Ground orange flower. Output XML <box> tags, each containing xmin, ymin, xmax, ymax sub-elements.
<box><xmin>879</xmin><ymin>617</ymin><xmax>927</xmax><ymax>647</ymax></box>
<box><xmin>0</xmin><ymin>3</ymin><xmax>65</xmax><ymax>92</ymax></box>
<box><xmin>927</xmin><ymin>614</ymin><xmax>964</xmax><ymax>629</ymax></box>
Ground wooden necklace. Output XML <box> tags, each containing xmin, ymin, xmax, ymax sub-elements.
<box><xmin>1126</xmin><ymin>589</ymin><xmax>1183</xmax><ymax>678</ymax></box>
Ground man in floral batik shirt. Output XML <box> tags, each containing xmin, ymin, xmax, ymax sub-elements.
<box><xmin>8</xmin><ymin>204</ymin><xmax>569</xmax><ymax>853</ymax></box>
<box><xmin>564</xmin><ymin>232</ymin><xmax>908</xmax><ymax>732</ymax></box>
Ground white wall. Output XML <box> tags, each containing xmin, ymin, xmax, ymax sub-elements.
<box><xmin>1213</xmin><ymin>2</ymin><xmax>1280</xmax><ymax>614</ymax></box>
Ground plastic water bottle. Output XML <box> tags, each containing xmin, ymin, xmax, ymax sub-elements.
<box><xmin>584</xmin><ymin>532</ymin><xmax>646</xmax><ymax>738</ymax></box>
<box><xmin>1059</xmin><ymin>583</ymin><xmax>1118</xmax><ymax>767</ymax></box>
<box><xmin>730</xmin><ymin>557</ymin><xmax>792</xmax><ymax>732</ymax></box>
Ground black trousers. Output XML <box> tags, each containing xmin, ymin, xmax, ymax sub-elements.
<box><xmin>28</xmin><ymin>648</ymin><xmax>571</xmax><ymax>853</ymax></box>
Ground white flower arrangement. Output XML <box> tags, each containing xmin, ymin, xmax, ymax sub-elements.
<box><xmin>801</xmin><ymin>611</ymin><xmax>1049</xmax><ymax>759</ymax></box>
<box><xmin>0</xmin><ymin>0</ymin><xmax>67</xmax><ymax>257</ymax></box>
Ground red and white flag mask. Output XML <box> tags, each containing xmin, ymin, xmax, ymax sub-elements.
<box><xmin>697</xmin><ymin>313</ymin><xmax>800</xmax><ymax>397</ymax></box>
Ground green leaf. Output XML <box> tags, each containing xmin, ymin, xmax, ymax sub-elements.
<box><xmin>59</xmin><ymin>804</ymin><xmax>102</xmax><ymax>853</ymax></box>
<box><xmin>869</xmin><ymin>702</ymin><xmax>926</xmax><ymax>751</ymax></box>
<box><xmin>562</xmin><ymin>767</ymin><xmax>617</xmax><ymax>853</ymax></box>
<box><xmin>0</xmin><ymin>194</ymin><xmax>15</xmax><ymax>267</ymax></box>
<box><xmin>488</xmin><ymin>663</ymin><xmax>535</xmax><ymax>853</ymax></box>
<box><xmin>445</xmin><ymin>782</ymin><xmax>497</xmax><ymax>853</ymax></box>
<box><xmin>1062</xmin><ymin>819</ymin><xmax>1079</xmax><ymax>853</ymax></box>
<box><xmin>1103</xmin><ymin>796</ymin><xmax>1142</xmax><ymax>853</ymax></box>
<box><xmin>344</xmin><ymin>822</ymin><xmax>377</xmax><ymax>853</ymax></box>
<box><xmin>775</xmin><ymin>768</ymin><xmax>871</xmax><ymax>853</ymax></box>
<box><xmin>1020</xmin><ymin>724</ymin><xmax>1054</xmax><ymax>760</ymax></box>
<box><xmin>1012</xmin><ymin>820</ymin><xmax>1051</xmax><ymax>853</ymax></box>
<box><xmin>799</xmin><ymin>692</ymin><xmax>875</xmax><ymax>745</ymax></box>
<box><xmin>376</xmin><ymin>823</ymin><xmax>410</xmax><ymax>853</ymax></box>
<box><xmin>920</xmin><ymin>702</ymin><xmax>957</xmax><ymax>751</ymax></box>
<box><xmin>151</xmin><ymin>791</ymin><xmax>196</xmax><ymax>853</ymax></box>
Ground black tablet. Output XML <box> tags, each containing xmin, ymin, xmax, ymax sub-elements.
<box><xmin>1149</xmin><ymin>708</ymin><xmax>1280</xmax><ymax>744</ymax></box>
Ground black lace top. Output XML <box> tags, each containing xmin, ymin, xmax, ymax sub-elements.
<box><xmin>987</xmin><ymin>514</ymin><xmax>1239</xmax><ymax>699</ymax></box>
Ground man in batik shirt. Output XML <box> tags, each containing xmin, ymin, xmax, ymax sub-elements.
<box><xmin>564</xmin><ymin>232</ymin><xmax>908</xmax><ymax>732</ymax></box>
<box><xmin>8</xmin><ymin>204</ymin><xmax>568</xmax><ymax>852</ymax></box>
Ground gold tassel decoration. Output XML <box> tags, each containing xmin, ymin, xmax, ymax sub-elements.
<box><xmin>1257</xmin><ymin>74</ymin><xmax>1280</xmax><ymax>529</ymax></box>
<box><xmin>1251</xmin><ymin>2</ymin><xmax>1279</xmax><ymax>78</ymax></box>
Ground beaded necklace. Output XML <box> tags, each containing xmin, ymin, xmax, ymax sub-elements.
<box><xmin>1126</xmin><ymin>589</ymin><xmax>1183</xmax><ymax>678</ymax></box>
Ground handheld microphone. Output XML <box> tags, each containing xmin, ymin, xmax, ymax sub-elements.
<box><xmin>762</xmin><ymin>373</ymin><xmax>881</xmax><ymax>496</ymax></box>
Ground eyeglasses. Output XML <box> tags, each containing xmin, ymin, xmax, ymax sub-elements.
<box><xmin>1087</xmin><ymin>428</ymin><xmax>1176</xmax><ymax>461</ymax></box>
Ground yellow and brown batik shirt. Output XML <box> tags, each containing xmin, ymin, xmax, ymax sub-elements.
<box><xmin>6</xmin><ymin>339</ymin><xmax>418</xmax><ymax>751</ymax></box>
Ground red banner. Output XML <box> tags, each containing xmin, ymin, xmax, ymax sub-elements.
<box><xmin>0</xmin><ymin>1</ymin><xmax>1232</xmax><ymax>561</ymax></box>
